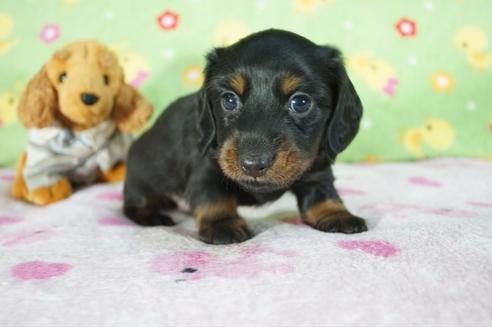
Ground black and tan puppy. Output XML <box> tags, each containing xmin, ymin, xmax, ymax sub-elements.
<box><xmin>123</xmin><ymin>29</ymin><xmax>367</xmax><ymax>244</ymax></box>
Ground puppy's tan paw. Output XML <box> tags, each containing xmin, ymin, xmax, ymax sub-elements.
<box><xmin>304</xmin><ymin>200</ymin><xmax>367</xmax><ymax>234</ymax></box>
<box><xmin>314</xmin><ymin>215</ymin><xmax>367</xmax><ymax>234</ymax></box>
<box><xmin>199</xmin><ymin>216</ymin><xmax>252</xmax><ymax>245</ymax></box>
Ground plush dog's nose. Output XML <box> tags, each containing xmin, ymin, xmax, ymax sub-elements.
<box><xmin>80</xmin><ymin>93</ymin><xmax>99</xmax><ymax>106</ymax></box>
<box><xmin>240</xmin><ymin>156</ymin><xmax>272</xmax><ymax>177</ymax></box>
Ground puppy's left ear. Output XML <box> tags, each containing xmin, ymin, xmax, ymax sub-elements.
<box><xmin>320</xmin><ymin>47</ymin><xmax>363</xmax><ymax>159</ymax></box>
<box><xmin>113</xmin><ymin>82</ymin><xmax>153</xmax><ymax>133</ymax></box>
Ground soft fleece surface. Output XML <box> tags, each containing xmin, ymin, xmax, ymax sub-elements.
<box><xmin>1</xmin><ymin>158</ymin><xmax>491</xmax><ymax>326</ymax></box>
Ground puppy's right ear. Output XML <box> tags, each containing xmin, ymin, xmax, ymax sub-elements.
<box><xmin>18</xmin><ymin>66</ymin><xmax>57</xmax><ymax>128</ymax></box>
<box><xmin>196</xmin><ymin>89</ymin><xmax>216</xmax><ymax>157</ymax></box>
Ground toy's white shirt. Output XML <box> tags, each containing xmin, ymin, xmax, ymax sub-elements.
<box><xmin>23</xmin><ymin>120</ymin><xmax>132</xmax><ymax>191</ymax></box>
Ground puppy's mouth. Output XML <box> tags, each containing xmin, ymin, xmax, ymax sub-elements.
<box><xmin>218</xmin><ymin>137</ymin><xmax>312</xmax><ymax>193</ymax></box>
<box><xmin>236</xmin><ymin>180</ymin><xmax>288</xmax><ymax>193</ymax></box>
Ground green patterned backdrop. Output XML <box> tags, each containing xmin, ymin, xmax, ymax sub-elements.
<box><xmin>1</xmin><ymin>0</ymin><xmax>491</xmax><ymax>166</ymax></box>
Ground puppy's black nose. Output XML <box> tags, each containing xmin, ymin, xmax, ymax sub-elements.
<box><xmin>80</xmin><ymin>93</ymin><xmax>99</xmax><ymax>106</ymax></box>
<box><xmin>241</xmin><ymin>156</ymin><xmax>272</xmax><ymax>177</ymax></box>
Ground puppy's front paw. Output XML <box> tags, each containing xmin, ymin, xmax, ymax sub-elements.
<box><xmin>136</xmin><ymin>213</ymin><xmax>175</xmax><ymax>227</ymax></box>
<box><xmin>315</xmin><ymin>215</ymin><xmax>367</xmax><ymax>234</ymax></box>
<box><xmin>124</xmin><ymin>207</ymin><xmax>175</xmax><ymax>227</ymax></box>
<box><xmin>199</xmin><ymin>216</ymin><xmax>252</xmax><ymax>245</ymax></box>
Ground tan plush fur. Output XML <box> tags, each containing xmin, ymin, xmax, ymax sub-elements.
<box><xmin>12</xmin><ymin>40</ymin><xmax>153</xmax><ymax>205</ymax></box>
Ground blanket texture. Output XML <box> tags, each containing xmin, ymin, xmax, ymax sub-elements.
<box><xmin>0</xmin><ymin>158</ymin><xmax>491</xmax><ymax>326</ymax></box>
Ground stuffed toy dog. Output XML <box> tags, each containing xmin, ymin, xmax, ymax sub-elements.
<box><xmin>11</xmin><ymin>40</ymin><xmax>153</xmax><ymax>205</ymax></box>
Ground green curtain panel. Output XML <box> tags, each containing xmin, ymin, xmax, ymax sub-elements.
<box><xmin>1</xmin><ymin>0</ymin><xmax>491</xmax><ymax>167</ymax></box>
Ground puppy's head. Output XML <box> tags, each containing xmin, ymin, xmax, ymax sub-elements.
<box><xmin>199</xmin><ymin>29</ymin><xmax>363</xmax><ymax>193</ymax></box>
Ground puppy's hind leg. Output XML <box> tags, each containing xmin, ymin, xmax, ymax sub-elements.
<box><xmin>123</xmin><ymin>185</ymin><xmax>176</xmax><ymax>227</ymax></box>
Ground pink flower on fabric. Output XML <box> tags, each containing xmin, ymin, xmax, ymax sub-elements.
<box><xmin>157</xmin><ymin>11</ymin><xmax>179</xmax><ymax>30</ymax></box>
<box><xmin>150</xmin><ymin>245</ymin><xmax>297</xmax><ymax>281</ymax></box>
<box><xmin>2</xmin><ymin>229</ymin><xmax>55</xmax><ymax>247</ymax></box>
<box><xmin>96</xmin><ymin>191</ymin><xmax>123</xmax><ymax>201</ymax></box>
<box><xmin>338</xmin><ymin>240</ymin><xmax>399</xmax><ymax>257</ymax></box>
<box><xmin>0</xmin><ymin>216</ymin><xmax>22</xmax><ymax>225</ymax></box>
<box><xmin>396</xmin><ymin>18</ymin><xmax>416</xmax><ymax>37</ymax></box>
<box><xmin>12</xmin><ymin>261</ymin><xmax>72</xmax><ymax>280</ymax></box>
<box><xmin>39</xmin><ymin>24</ymin><xmax>60</xmax><ymax>44</ymax></box>
<box><xmin>98</xmin><ymin>217</ymin><xmax>133</xmax><ymax>226</ymax></box>
<box><xmin>408</xmin><ymin>176</ymin><xmax>442</xmax><ymax>187</ymax></box>
<box><xmin>0</xmin><ymin>173</ymin><xmax>14</xmax><ymax>182</ymax></box>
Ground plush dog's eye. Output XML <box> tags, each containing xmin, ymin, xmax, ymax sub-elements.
<box><xmin>103</xmin><ymin>75</ymin><xmax>110</xmax><ymax>85</ymax></box>
<box><xmin>221</xmin><ymin>92</ymin><xmax>241</xmax><ymax>111</ymax></box>
<box><xmin>289</xmin><ymin>93</ymin><xmax>312</xmax><ymax>113</ymax></box>
<box><xmin>58</xmin><ymin>72</ymin><xmax>67</xmax><ymax>83</ymax></box>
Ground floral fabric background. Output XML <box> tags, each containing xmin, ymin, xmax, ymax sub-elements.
<box><xmin>0</xmin><ymin>0</ymin><xmax>491</xmax><ymax>166</ymax></box>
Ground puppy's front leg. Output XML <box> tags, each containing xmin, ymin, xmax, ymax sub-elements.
<box><xmin>187</xmin><ymin>168</ymin><xmax>252</xmax><ymax>244</ymax></box>
<box><xmin>193</xmin><ymin>196</ymin><xmax>252</xmax><ymax>244</ymax></box>
<box><xmin>293</xmin><ymin>174</ymin><xmax>367</xmax><ymax>234</ymax></box>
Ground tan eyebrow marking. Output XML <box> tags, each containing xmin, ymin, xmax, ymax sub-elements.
<box><xmin>281</xmin><ymin>74</ymin><xmax>301</xmax><ymax>95</ymax></box>
<box><xmin>229</xmin><ymin>74</ymin><xmax>246</xmax><ymax>95</ymax></box>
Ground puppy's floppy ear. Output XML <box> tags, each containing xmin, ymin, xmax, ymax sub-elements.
<box><xmin>196</xmin><ymin>47</ymin><xmax>226</xmax><ymax>156</ymax></box>
<box><xmin>321</xmin><ymin>47</ymin><xmax>363</xmax><ymax>159</ymax></box>
<box><xmin>196</xmin><ymin>88</ymin><xmax>216</xmax><ymax>157</ymax></box>
<box><xmin>18</xmin><ymin>66</ymin><xmax>58</xmax><ymax>128</ymax></box>
<box><xmin>113</xmin><ymin>82</ymin><xmax>153</xmax><ymax>133</ymax></box>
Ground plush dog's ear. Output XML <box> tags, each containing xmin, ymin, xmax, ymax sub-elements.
<box><xmin>18</xmin><ymin>66</ymin><xmax>58</xmax><ymax>128</ymax></box>
<box><xmin>321</xmin><ymin>47</ymin><xmax>363</xmax><ymax>160</ymax></box>
<box><xmin>197</xmin><ymin>88</ymin><xmax>216</xmax><ymax>157</ymax></box>
<box><xmin>112</xmin><ymin>82</ymin><xmax>153</xmax><ymax>132</ymax></box>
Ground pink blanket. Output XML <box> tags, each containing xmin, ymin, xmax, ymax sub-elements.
<box><xmin>1</xmin><ymin>158</ymin><xmax>491</xmax><ymax>325</ymax></box>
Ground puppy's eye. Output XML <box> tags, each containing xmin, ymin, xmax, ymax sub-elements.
<box><xmin>59</xmin><ymin>72</ymin><xmax>67</xmax><ymax>83</ymax></box>
<box><xmin>289</xmin><ymin>93</ymin><xmax>312</xmax><ymax>113</ymax></box>
<box><xmin>103</xmin><ymin>75</ymin><xmax>110</xmax><ymax>85</ymax></box>
<box><xmin>221</xmin><ymin>92</ymin><xmax>241</xmax><ymax>111</ymax></box>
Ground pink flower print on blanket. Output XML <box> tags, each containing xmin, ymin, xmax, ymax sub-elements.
<box><xmin>150</xmin><ymin>245</ymin><xmax>297</xmax><ymax>281</ymax></box>
<box><xmin>12</xmin><ymin>261</ymin><xmax>72</xmax><ymax>280</ymax></box>
<box><xmin>2</xmin><ymin>229</ymin><xmax>55</xmax><ymax>246</ymax></box>
<box><xmin>338</xmin><ymin>240</ymin><xmax>399</xmax><ymax>257</ymax></box>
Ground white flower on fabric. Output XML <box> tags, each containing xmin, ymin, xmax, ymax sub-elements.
<box><xmin>466</xmin><ymin>100</ymin><xmax>477</xmax><ymax>112</ymax></box>
<box><xmin>408</xmin><ymin>56</ymin><xmax>417</xmax><ymax>65</ymax></box>
<box><xmin>104</xmin><ymin>11</ymin><xmax>113</xmax><ymax>20</ymax></box>
<box><xmin>424</xmin><ymin>1</ymin><xmax>434</xmax><ymax>11</ymax></box>
<box><xmin>162</xmin><ymin>48</ymin><xmax>174</xmax><ymax>60</ymax></box>
<box><xmin>361</xmin><ymin>119</ymin><xmax>372</xmax><ymax>129</ymax></box>
<box><xmin>257</xmin><ymin>0</ymin><xmax>268</xmax><ymax>9</ymax></box>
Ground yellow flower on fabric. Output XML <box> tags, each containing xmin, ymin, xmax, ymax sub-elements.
<box><xmin>0</xmin><ymin>90</ymin><xmax>18</xmax><ymax>126</ymax></box>
<box><xmin>400</xmin><ymin>119</ymin><xmax>455</xmax><ymax>157</ymax></box>
<box><xmin>182</xmin><ymin>65</ymin><xmax>204</xmax><ymax>86</ymax></box>
<box><xmin>293</xmin><ymin>0</ymin><xmax>335</xmax><ymax>14</ymax></box>
<box><xmin>60</xmin><ymin>0</ymin><xmax>79</xmax><ymax>5</ymax></box>
<box><xmin>431</xmin><ymin>71</ymin><xmax>454</xmax><ymax>93</ymax></box>
<box><xmin>213</xmin><ymin>21</ymin><xmax>248</xmax><ymax>46</ymax></box>
<box><xmin>363</xmin><ymin>155</ymin><xmax>381</xmax><ymax>164</ymax></box>
<box><xmin>0</xmin><ymin>12</ymin><xmax>18</xmax><ymax>55</ymax></box>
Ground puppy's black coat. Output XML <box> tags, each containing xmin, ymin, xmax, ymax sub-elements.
<box><xmin>123</xmin><ymin>29</ymin><xmax>367</xmax><ymax>244</ymax></box>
